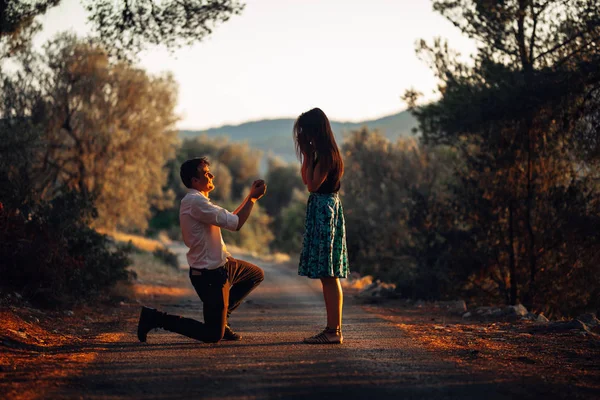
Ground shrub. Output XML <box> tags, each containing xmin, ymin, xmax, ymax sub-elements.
<box><xmin>270</xmin><ymin>189</ymin><xmax>307</xmax><ymax>255</ymax></box>
<box><xmin>153</xmin><ymin>247</ymin><xmax>180</xmax><ymax>269</ymax></box>
<box><xmin>221</xmin><ymin>201</ymin><xmax>274</xmax><ymax>254</ymax></box>
<box><xmin>0</xmin><ymin>191</ymin><xmax>132</xmax><ymax>307</ymax></box>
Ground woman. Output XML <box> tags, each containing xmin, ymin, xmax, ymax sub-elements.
<box><xmin>293</xmin><ymin>107</ymin><xmax>349</xmax><ymax>344</ymax></box>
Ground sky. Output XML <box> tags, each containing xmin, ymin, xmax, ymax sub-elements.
<box><xmin>37</xmin><ymin>0</ymin><xmax>477</xmax><ymax>130</ymax></box>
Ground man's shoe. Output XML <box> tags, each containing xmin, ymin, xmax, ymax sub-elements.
<box><xmin>223</xmin><ymin>325</ymin><xmax>242</xmax><ymax>341</ymax></box>
<box><xmin>137</xmin><ymin>306</ymin><xmax>158</xmax><ymax>342</ymax></box>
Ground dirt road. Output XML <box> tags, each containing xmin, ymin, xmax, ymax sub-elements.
<box><xmin>21</xmin><ymin>252</ymin><xmax>599</xmax><ymax>399</ymax></box>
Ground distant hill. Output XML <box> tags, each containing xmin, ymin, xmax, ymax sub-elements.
<box><xmin>180</xmin><ymin>110</ymin><xmax>418</xmax><ymax>163</ymax></box>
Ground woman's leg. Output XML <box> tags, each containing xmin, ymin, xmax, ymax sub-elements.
<box><xmin>304</xmin><ymin>277</ymin><xmax>344</xmax><ymax>344</ymax></box>
<box><xmin>320</xmin><ymin>277</ymin><xmax>343</xmax><ymax>330</ymax></box>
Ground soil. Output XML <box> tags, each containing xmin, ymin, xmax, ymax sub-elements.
<box><xmin>1</xmin><ymin>253</ymin><xmax>599</xmax><ymax>399</ymax></box>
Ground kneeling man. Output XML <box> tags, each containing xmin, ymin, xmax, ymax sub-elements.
<box><xmin>138</xmin><ymin>157</ymin><xmax>266</xmax><ymax>343</ymax></box>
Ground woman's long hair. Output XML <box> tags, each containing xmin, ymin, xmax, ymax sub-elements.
<box><xmin>293</xmin><ymin>108</ymin><xmax>344</xmax><ymax>179</ymax></box>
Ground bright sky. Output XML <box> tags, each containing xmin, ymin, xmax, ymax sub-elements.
<box><xmin>37</xmin><ymin>0</ymin><xmax>476</xmax><ymax>130</ymax></box>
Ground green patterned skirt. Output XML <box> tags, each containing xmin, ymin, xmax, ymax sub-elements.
<box><xmin>298</xmin><ymin>192</ymin><xmax>349</xmax><ymax>279</ymax></box>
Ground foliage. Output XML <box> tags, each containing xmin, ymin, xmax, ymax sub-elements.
<box><xmin>270</xmin><ymin>189</ymin><xmax>307</xmax><ymax>255</ymax></box>
<box><xmin>221</xmin><ymin>201</ymin><xmax>274</xmax><ymax>254</ymax></box>
<box><xmin>404</xmin><ymin>0</ymin><xmax>600</xmax><ymax>316</ymax></box>
<box><xmin>150</xmin><ymin>135</ymin><xmax>262</xmax><ymax>237</ymax></box>
<box><xmin>261</xmin><ymin>157</ymin><xmax>307</xmax><ymax>254</ymax></box>
<box><xmin>0</xmin><ymin>56</ymin><xmax>132</xmax><ymax>306</ymax></box>
<box><xmin>2</xmin><ymin>33</ymin><xmax>179</xmax><ymax>231</ymax></box>
<box><xmin>0</xmin><ymin>0</ymin><xmax>244</xmax><ymax>60</ymax></box>
<box><xmin>342</xmin><ymin>128</ymin><xmax>466</xmax><ymax>298</ymax></box>
<box><xmin>0</xmin><ymin>0</ymin><xmax>244</xmax><ymax>306</ymax></box>
<box><xmin>83</xmin><ymin>0</ymin><xmax>244</xmax><ymax>60</ymax></box>
<box><xmin>0</xmin><ymin>190</ymin><xmax>131</xmax><ymax>307</ymax></box>
<box><xmin>153</xmin><ymin>247</ymin><xmax>180</xmax><ymax>270</ymax></box>
<box><xmin>262</xmin><ymin>157</ymin><xmax>305</xmax><ymax>217</ymax></box>
<box><xmin>149</xmin><ymin>135</ymin><xmax>274</xmax><ymax>254</ymax></box>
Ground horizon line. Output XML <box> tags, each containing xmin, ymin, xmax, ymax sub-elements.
<box><xmin>177</xmin><ymin>108</ymin><xmax>412</xmax><ymax>132</ymax></box>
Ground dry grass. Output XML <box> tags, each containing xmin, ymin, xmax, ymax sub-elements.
<box><xmin>97</xmin><ymin>229</ymin><xmax>167</xmax><ymax>252</ymax></box>
<box><xmin>341</xmin><ymin>273</ymin><xmax>374</xmax><ymax>290</ymax></box>
<box><xmin>127</xmin><ymin>252</ymin><xmax>194</xmax><ymax>301</ymax></box>
<box><xmin>0</xmin><ymin>303</ymin><xmax>126</xmax><ymax>400</ymax></box>
<box><xmin>365</xmin><ymin>303</ymin><xmax>600</xmax><ymax>392</ymax></box>
<box><xmin>0</xmin><ymin>245</ymin><xmax>189</xmax><ymax>400</ymax></box>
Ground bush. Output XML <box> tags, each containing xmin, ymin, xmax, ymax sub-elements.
<box><xmin>270</xmin><ymin>189</ymin><xmax>307</xmax><ymax>255</ymax></box>
<box><xmin>153</xmin><ymin>247</ymin><xmax>180</xmax><ymax>269</ymax></box>
<box><xmin>221</xmin><ymin>201</ymin><xmax>274</xmax><ymax>254</ymax></box>
<box><xmin>0</xmin><ymin>191</ymin><xmax>132</xmax><ymax>307</ymax></box>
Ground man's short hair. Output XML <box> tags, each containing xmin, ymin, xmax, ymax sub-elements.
<box><xmin>180</xmin><ymin>157</ymin><xmax>210</xmax><ymax>188</ymax></box>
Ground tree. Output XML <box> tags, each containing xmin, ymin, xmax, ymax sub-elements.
<box><xmin>407</xmin><ymin>0</ymin><xmax>600</xmax><ymax>315</ymax></box>
<box><xmin>342</xmin><ymin>128</ymin><xmax>460</xmax><ymax>291</ymax></box>
<box><xmin>262</xmin><ymin>157</ymin><xmax>304</xmax><ymax>217</ymax></box>
<box><xmin>0</xmin><ymin>0</ymin><xmax>245</xmax><ymax>304</ymax></box>
<box><xmin>261</xmin><ymin>157</ymin><xmax>306</xmax><ymax>253</ymax></box>
<box><xmin>177</xmin><ymin>135</ymin><xmax>262</xmax><ymax>199</ymax></box>
<box><xmin>2</xmin><ymin>33</ymin><xmax>180</xmax><ymax>231</ymax></box>
<box><xmin>221</xmin><ymin>201</ymin><xmax>273</xmax><ymax>254</ymax></box>
<box><xmin>0</xmin><ymin>1</ymin><xmax>58</xmax><ymax>56</ymax></box>
<box><xmin>149</xmin><ymin>135</ymin><xmax>263</xmax><ymax>238</ymax></box>
<box><xmin>270</xmin><ymin>189</ymin><xmax>307</xmax><ymax>255</ymax></box>
<box><xmin>0</xmin><ymin>0</ymin><xmax>244</xmax><ymax>59</ymax></box>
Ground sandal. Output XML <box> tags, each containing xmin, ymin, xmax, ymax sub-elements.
<box><xmin>303</xmin><ymin>327</ymin><xmax>343</xmax><ymax>344</ymax></box>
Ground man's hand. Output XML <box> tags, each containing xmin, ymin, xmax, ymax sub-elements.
<box><xmin>234</xmin><ymin>180</ymin><xmax>266</xmax><ymax>231</ymax></box>
<box><xmin>250</xmin><ymin>179</ymin><xmax>267</xmax><ymax>201</ymax></box>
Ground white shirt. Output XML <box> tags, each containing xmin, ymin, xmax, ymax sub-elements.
<box><xmin>179</xmin><ymin>189</ymin><xmax>240</xmax><ymax>270</ymax></box>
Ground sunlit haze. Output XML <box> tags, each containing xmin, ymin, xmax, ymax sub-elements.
<box><xmin>37</xmin><ymin>0</ymin><xmax>477</xmax><ymax>130</ymax></box>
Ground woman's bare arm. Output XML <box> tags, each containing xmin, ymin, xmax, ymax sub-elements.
<box><xmin>306</xmin><ymin>153</ymin><xmax>328</xmax><ymax>192</ymax></box>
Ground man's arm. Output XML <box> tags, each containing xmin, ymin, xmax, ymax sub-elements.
<box><xmin>233</xmin><ymin>180</ymin><xmax>266</xmax><ymax>231</ymax></box>
<box><xmin>233</xmin><ymin>193</ymin><xmax>251</xmax><ymax>214</ymax></box>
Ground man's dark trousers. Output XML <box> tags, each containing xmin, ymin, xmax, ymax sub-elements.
<box><xmin>159</xmin><ymin>257</ymin><xmax>264</xmax><ymax>342</ymax></box>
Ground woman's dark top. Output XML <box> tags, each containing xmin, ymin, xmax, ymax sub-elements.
<box><xmin>313</xmin><ymin>156</ymin><xmax>341</xmax><ymax>194</ymax></box>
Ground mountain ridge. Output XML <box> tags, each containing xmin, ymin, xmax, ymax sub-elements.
<box><xmin>180</xmin><ymin>110</ymin><xmax>418</xmax><ymax>162</ymax></box>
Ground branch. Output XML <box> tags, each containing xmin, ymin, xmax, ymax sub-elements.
<box><xmin>554</xmin><ymin>36</ymin><xmax>600</xmax><ymax>67</ymax></box>
<box><xmin>534</xmin><ymin>27</ymin><xmax>600</xmax><ymax>62</ymax></box>
<box><xmin>528</xmin><ymin>0</ymin><xmax>545</xmax><ymax>62</ymax></box>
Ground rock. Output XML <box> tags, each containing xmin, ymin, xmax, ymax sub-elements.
<box><xmin>357</xmin><ymin>280</ymin><xmax>397</xmax><ymax>300</ymax></box>
<box><xmin>503</xmin><ymin>304</ymin><xmax>528</xmax><ymax>318</ymax></box>
<box><xmin>522</xmin><ymin>312</ymin><xmax>549</xmax><ymax>323</ymax></box>
<box><xmin>466</xmin><ymin>304</ymin><xmax>532</xmax><ymax>321</ymax></box>
<box><xmin>536</xmin><ymin>314</ymin><xmax>549</xmax><ymax>323</ymax></box>
<box><xmin>523</xmin><ymin>312</ymin><xmax>538</xmax><ymax>321</ymax></box>
<box><xmin>576</xmin><ymin>313</ymin><xmax>599</xmax><ymax>327</ymax></box>
<box><xmin>64</xmin><ymin>310</ymin><xmax>74</xmax><ymax>316</ymax></box>
<box><xmin>435</xmin><ymin>300</ymin><xmax>467</xmax><ymax>314</ymax></box>
<box><xmin>533</xmin><ymin>319</ymin><xmax>589</xmax><ymax>333</ymax></box>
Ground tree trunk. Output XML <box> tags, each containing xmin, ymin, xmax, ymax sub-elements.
<box><xmin>518</xmin><ymin>0</ymin><xmax>537</xmax><ymax>308</ymax></box>
<box><xmin>508</xmin><ymin>201</ymin><xmax>518</xmax><ymax>305</ymax></box>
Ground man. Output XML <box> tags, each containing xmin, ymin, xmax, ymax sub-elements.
<box><xmin>137</xmin><ymin>157</ymin><xmax>266</xmax><ymax>343</ymax></box>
